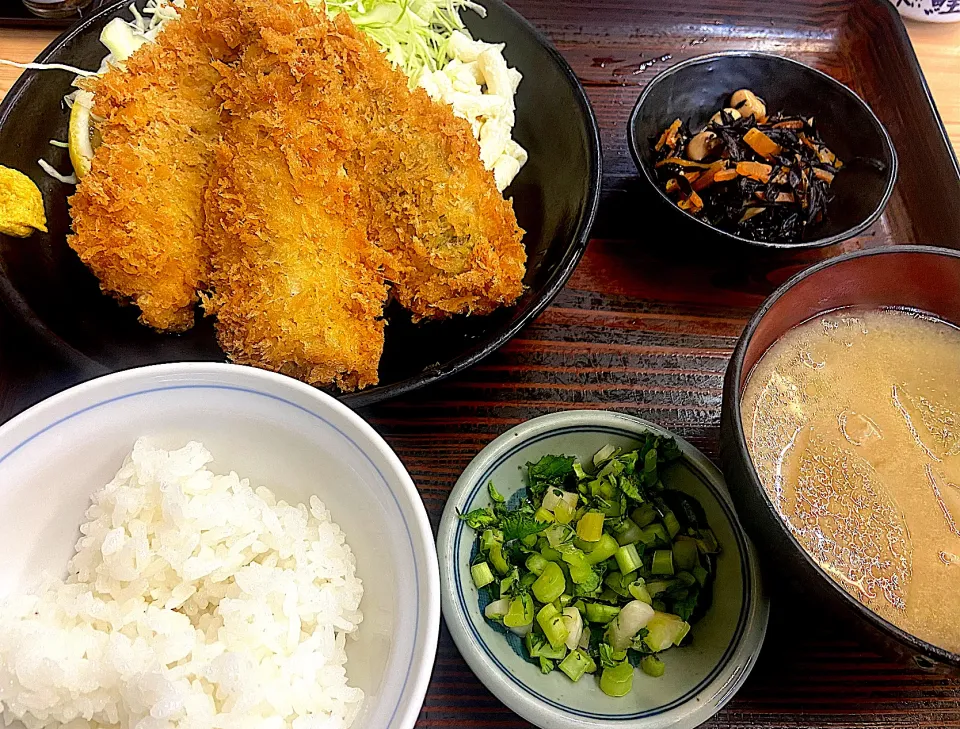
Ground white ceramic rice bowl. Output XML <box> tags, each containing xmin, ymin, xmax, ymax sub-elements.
<box><xmin>0</xmin><ymin>363</ymin><xmax>439</xmax><ymax>729</ymax></box>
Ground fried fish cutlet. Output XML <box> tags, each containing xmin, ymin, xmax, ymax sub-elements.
<box><xmin>67</xmin><ymin>1</ymin><xmax>219</xmax><ymax>332</ymax></box>
<box><xmin>201</xmin><ymin>0</ymin><xmax>388</xmax><ymax>391</ymax></box>
<box><xmin>331</xmin><ymin>11</ymin><xmax>528</xmax><ymax>321</ymax></box>
<box><xmin>220</xmin><ymin>0</ymin><xmax>526</xmax><ymax>323</ymax></box>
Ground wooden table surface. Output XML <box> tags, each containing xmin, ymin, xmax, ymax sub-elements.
<box><xmin>1</xmin><ymin>3</ymin><xmax>960</xmax><ymax>729</ymax></box>
<box><xmin>2</xmin><ymin>8</ymin><xmax>959</xmax><ymax>150</ymax></box>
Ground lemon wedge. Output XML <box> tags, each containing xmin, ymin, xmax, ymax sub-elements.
<box><xmin>0</xmin><ymin>165</ymin><xmax>47</xmax><ymax>237</ymax></box>
<box><xmin>68</xmin><ymin>90</ymin><xmax>97</xmax><ymax>180</ymax></box>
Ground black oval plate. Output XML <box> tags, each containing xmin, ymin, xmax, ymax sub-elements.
<box><xmin>0</xmin><ymin>0</ymin><xmax>601</xmax><ymax>407</ymax></box>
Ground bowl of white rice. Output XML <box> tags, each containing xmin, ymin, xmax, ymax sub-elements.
<box><xmin>0</xmin><ymin>363</ymin><xmax>439</xmax><ymax>729</ymax></box>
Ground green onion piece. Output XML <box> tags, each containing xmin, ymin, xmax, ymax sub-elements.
<box><xmin>572</xmin><ymin>570</ymin><xmax>602</xmax><ymax>595</ymax></box>
<box><xmin>631</xmin><ymin>503</ymin><xmax>657</xmax><ymax>528</ymax></box>
<box><xmin>641</xmin><ymin>655</ymin><xmax>665</xmax><ymax>678</ymax></box>
<box><xmin>573</xmin><ymin>461</ymin><xmax>588</xmax><ymax>480</ymax></box>
<box><xmin>521</xmin><ymin>533</ymin><xmax>538</xmax><ymax>547</ymax></box>
<box><xmin>651</xmin><ymin>549</ymin><xmax>675</xmax><ymax>576</ymax></box>
<box><xmin>640</xmin><ymin>523</ymin><xmax>669</xmax><ymax>547</ymax></box>
<box><xmin>546</xmin><ymin>524</ymin><xmax>574</xmax><ymax>548</ymax></box>
<box><xmin>585</xmin><ymin>533</ymin><xmax>619</xmax><ymax>565</ymax></box>
<box><xmin>525</xmin><ymin>631</ymin><xmax>544</xmax><ymax>658</ymax></box>
<box><xmin>503</xmin><ymin>594</ymin><xmax>534</xmax><ymax>628</ymax></box>
<box><xmin>675</xmin><ymin>570</ymin><xmax>697</xmax><ymax>588</ymax></box>
<box><xmin>533</xmin><ymin>562</ymin><xmax>567</xmax><ymax>603</ymax></box>
<box><xmin>574</xmin><ymin>537</ymin><xmax>598</xmax><ymax>553</ymax></box>
<box><xmin>566</xmin><ymin>560</ymin><xmax>595</xmax><ymax>586</ymax></box>
<box><xmin>636</xmin><ymin>527</ymin><xmax>657</xmax><ymax>547</ymax></box>
<box><xmin>576</xmin><ymin>511</ymin><xmax>605</xmax><ymax>542</ymax></box>
<box><xmin>696</xmin><ymin>528</ymin><xmax>720</xmax><ymax>554</ymax></box>
<box><xmin>554</xmin><ymin>499</ymin><xmax>576</xmax><ymax>525</ymax></box>
<box><xmin>539</xmin><ymin>656</ymin><xmax>555</xmax><ymax>674</ymax></box>
<box><xmin>604</xmin><ymin>571</ymin><xmax>628</xmax><ymax>598</ymax></box>
<box><xmin>693</xmin><ymin>565</ymin><xmax>709</xmax><ymax>586</ymax></box>
<box><xmin>598</xmin><ymin>479</ymin><xmax>617</xmax><ymax>501</ymax></box>
<box><xmin>643</xmin><ymin>448</ymin><xmax>658</xmax><ymax>475</ymax></box>
<box><xmin>605</xmin><ymin>599</ymin><xmax>655</xmax><ymax>651</ymax></box>
<box><xmin>603</xmin><ymin>576</ymin><xmax>624</xmax><ymax>598</ymax></box>
<box><xmin>599</xmin><ymin>661</ymin><xmax>634</xmax><ymax>697</ymax></box>
<box><xmin>489</xmin><ymin>542</ymin><xmax>510</xmax><ymax>575</ymax></box>
<box><xmin>561</xmin><ymin>605</ymin><xmax>583</xmax><ymax>648</ymax></box>
<box><xmin>643</xmin><ymin>611</ymin><xmax>691</xmax><ymax>651</ymax></box>
<box><xmin>534</xmin><ymin>507</ymin><xmax>556</xmax><ymax>524</ymax></box>
<box><xmin>584</xmin><ymin>602</ymin><xmax>621</xmax><ymax>624</ymax></box>
<box><xmin>673</xmin><ymin>540</ymin><xmax>699</xmax><ymax>571</ymax></box>
<box><xmin>558</xmin><ymin>649</ymin><xmax>593</xmax><ymax>682</ymax></box>
<box><xmin>520</xmin><ymin>572</ymin><xmax>538</xmax><ymax>589</ymax></box>
<box><xmin>558</xmin><ymin>545</ymin><xmax>588</xmax><ymax>569</ymax></box>
<box><xmin>537</xmin><ymin>641</ymin><xmax>567</xmax><ymax>660</ymax></box>
<box><xmin>525</xmin><ymin>553</ymin><xmax>549</xmax><ymax>576</ymax></box>
<box><xmin>484</xmin><ymin>598</ymin><xmax>510</xmax><ymax>620</ymax></box>
<box><xmin>480</xmin><ymin>529</ymin><xmax>502</xmax><ymax>552</ymax></box>
<box><xmin>628</xmin><ymin>579</ymin><xmax>653</xmax><ymax>604</ymax></box>
<box><xmin>537</xmin><ymin>603</ymin><xmax>570</xmax><ymax>649</ymax></box>
<box><xmin>615</xmin><ymin>544</ymin><xmax>643</xmax><ymax>574</ymax></box>
<box><xmin>541</xmin><ymin>487</ymin><xmax>564</xmax><ymax>512</ymax></box>
<box><xmin>645</xmin><ymin>579</ymin><xmax>673</xmax><ymax>596</ymax></box>
<box><xmin>598</xmin><ymin>499</ymin><xmax>622</xmax><ymax>518</ymax></box>
<box><xmin>471</xmin><ymin>562</ymin><xmax>495</xmax><ymax>588</ymax></box>
<box><xmin>598</xmin><ymin>587</ymin><xmax>620</xmax><ymax>603</ymax></box>
<box><xmin>582</xmin><ymin>650</ymin><xmax>598</xmax><ymax>673</ymax></box>
<box><xmin>597</xmin><ymin>458</ymin><xmax>624</xmax><ymax>480</ymax></box>
<box><xmin>663</xmin><ymin>510</ymin><xmax>681</xmax><ymax>539</ymax></box>
<box><xmin>499</xmin><ymin>569</ymin><xmax>518</xmax><ymax>598</ymax></box>
<box><xmin>593</xmin><ymin>444</ymin><xmax>618</xmax><ymax>467</ymax></box>
<box><xmin>541</xmin><ymin>545</ymin><xmax>563</xmax><ymax>562</ymax></box>
<box><xmin>614</xmin><ymin>518</ymin><xmax>643</xmax><ymax>546</ymax></box>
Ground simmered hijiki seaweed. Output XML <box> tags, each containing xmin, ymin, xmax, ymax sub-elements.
<box><xmin>459</xmin><ymin>437</ymin><xmax>720</xmax><ymax>697</ymax></box>
<box><xmin>652</xmin><ymin>89</ymin><xmax>843</xmax><ymax>243</ymax></box>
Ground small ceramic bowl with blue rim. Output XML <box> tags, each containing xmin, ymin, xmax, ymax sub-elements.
<box><xmin>437</xmin><ymin>410</ymin><xmax>769</xmax><ymax>729</ymax></box>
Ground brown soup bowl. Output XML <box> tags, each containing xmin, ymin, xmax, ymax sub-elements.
<box><xmin>719</xmin><ymin>244</ymin><xmax>960</xmax><ymax>673</ymax></box>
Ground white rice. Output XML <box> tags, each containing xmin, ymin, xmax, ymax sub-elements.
<box><xmin>0</xmin><ymin>439</ymin><xmax>364</xmax><ymax>729</ymax></box>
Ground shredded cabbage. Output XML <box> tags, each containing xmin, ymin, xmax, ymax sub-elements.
<box><xmin>320</xmin><ymin>0</ymin><xmax>486</xmax><ymax>86</ymax></box>
<box><xmin>37</xmin><ymin>159</ymin><xmax>77</xmax><ymax>185</ymax></box>
<box><xmin>0</xmin><ymin>59</ymin><xmax>96</xmax><ymax>77</ymax></box>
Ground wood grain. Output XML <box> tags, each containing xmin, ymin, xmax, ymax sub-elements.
<box><xmin>906</xmin><ymin>20</ymin><xmax>960</xmax><ymax>152</ymax></box>
<box><xmin>0</xmin><ymin>3</ymin><xmax>959</xmax><ymax>729</ymax></box>
<box><xmin>0</xmin><ymin>28</ymin><xmax>58</xmax><ymax>98</ymax></box>
<box><xmin>0</xmin><ymin>11</ymin><xmax>956</xmax><ymax>152</ymax></box>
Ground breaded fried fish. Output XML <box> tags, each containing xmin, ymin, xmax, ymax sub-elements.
<box><xmin>210</xmin><ymin>0</ymin><xmax>526</xmax><ymax>326</ymax></box>
<box><xmin>68</xmin><ymin>1</ymin><xmax>219</xmax><ymax>332</ymax></box>
<box><xmin>328</xmin><ymin>10</ymin><xmax>528</xmax><ymax>321</ymax></box>
<box><xmin>201</xmin><ymin>0</ymin><xmax>388</xmax><ymax>390</ymax></box>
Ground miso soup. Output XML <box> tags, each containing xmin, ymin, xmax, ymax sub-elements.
<box><xmin>741</xmin><ymin>307</ymin><xmax>960</xmax><ymax>653</ymax></box>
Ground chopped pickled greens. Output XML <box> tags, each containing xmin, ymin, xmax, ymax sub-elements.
<box><xmin>461</xmin><ymin>438</ymin><xmax>720</xmax><ymax>697</ymax></box>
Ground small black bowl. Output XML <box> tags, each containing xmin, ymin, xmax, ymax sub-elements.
<box><xmin>627</xmin><ymin>51</ymin><xmax>897</xmax><ymax>250</ymax></box>
<box><xmin>719</xmin><ymin>245</ymin><xmax>960</xmax><ymax>674</ymax></box>
<box><xmin>0</xmin><ymin>0</ymin><xmax>601</xmax><ymax>408</ymax></box>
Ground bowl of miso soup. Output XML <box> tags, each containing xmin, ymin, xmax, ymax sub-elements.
<box><xmin>720</xmin><ymin>245</ymin><xmax>960</xmax><ymax>672</ymax></box>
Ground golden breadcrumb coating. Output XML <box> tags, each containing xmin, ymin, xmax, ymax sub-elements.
<box><xmin>207</xmin><ymin>0</ymin><xmax>526</xmax><ymax>324</ymax></box>
<box><xmin>67</xmin><ymin>1</ymin><xmax>220</xmax><ymax>332</ymax></box>
<box><xmin>325</xmin><ymin>11</ymin><xmax>527</xmax><ymax>320</ymax></box>
<box><xmin>201</xmin><ymin>0</ymin><xmax>388</xmax><ymax>391</ymax></box>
